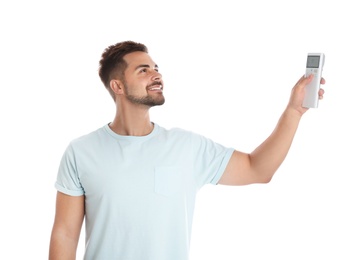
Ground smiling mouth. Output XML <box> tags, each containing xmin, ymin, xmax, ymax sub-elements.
<box><xmin>147</xmin><ymin>84</ymin><xmax>163</xmax><ymax>91</ymax></box>
<box><xmin>148</xmin><ymin>86</ymin><xmax>163</xmax><ymax>91</ymax></box>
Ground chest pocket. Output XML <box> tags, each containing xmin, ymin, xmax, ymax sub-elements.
<box><xmin>154</xmin><ymin>166</ymin><xmax>185</xmax><ymax>197</ymax></box>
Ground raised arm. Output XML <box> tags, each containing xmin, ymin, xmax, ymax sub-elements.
<box><xmin>219</xmin><ymin>74</ymin><xmax>325</xmax><ymax>186</ymax></box>
<box><xmin>49</xmin><ymin>192</ymin><xmax>85</xmax><ymax>260</ymax></box>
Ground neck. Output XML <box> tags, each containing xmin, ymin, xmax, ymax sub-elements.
<box><xmin>109</xmin><ymin>103</ymin><xmax>153</xmax><ymax>136</ymax></box>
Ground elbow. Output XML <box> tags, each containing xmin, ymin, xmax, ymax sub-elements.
<box><xmin>254</xmin><ymin>170</ymin><xmax>274</xmax><ymax>184</ymax></box>
<box><xmin>259</xmin><ymin>172</ymin><xmax>275</xmax><ymax>184</ymax></box>
<box><xmin>260</xmin><ymin>176</ymin><xmax>273</xmax><ymax>184</ymax></box>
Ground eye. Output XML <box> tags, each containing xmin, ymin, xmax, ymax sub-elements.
<box><xmin>139</xmin><ymin>68</ymin><xmax>147</xmax><ymax>73</ymax></box>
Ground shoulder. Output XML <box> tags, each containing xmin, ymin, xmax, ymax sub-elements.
<box><xmin>68</xmin><ymin>125</ymin><xmax>107</xmax><ymax>150</ymax></box>
<box><xmin>155</xmin><ymin>124</ymin><xmax>212</xmax><ymax>147</ymax></box>
<box><xmin>156</xmin><ymin>124</ymin><xmax>198</xmax><ymax>139</ymax></box>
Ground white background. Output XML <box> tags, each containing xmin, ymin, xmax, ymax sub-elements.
<box><xmin>1</xmin><ymin>0</ymin><xmax>343</xmax><ymax>259</ymax></box>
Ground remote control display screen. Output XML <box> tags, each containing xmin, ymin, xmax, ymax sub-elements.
<box><xmin>307</xmin><ymin>56</ymin><xmax>320</xmax><ymax>68</ymax></box>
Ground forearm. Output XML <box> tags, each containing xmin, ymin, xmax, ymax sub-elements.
<box><xmin>249</xmin><ymin>107</ymin><xmax>302</xmax><ymax>180</ymax></box>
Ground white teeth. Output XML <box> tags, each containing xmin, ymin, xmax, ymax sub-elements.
<box><xmin>149</xmin><ymin>86</ymin><xmax>162</xmax><ymax>91</ymax></box>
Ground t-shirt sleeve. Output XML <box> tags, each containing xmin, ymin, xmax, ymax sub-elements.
<box><xmin>54</xmin><ymin>143</ymin><xmax>85</xmax><ymax>196</ymax></box>
<box><xmin>191</xmin><ymin>133</ymin><xmax>234</xmax><ymax>188</ymax></box>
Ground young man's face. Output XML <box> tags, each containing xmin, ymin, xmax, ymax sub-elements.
<box><xmin>121</xmin><ymin>51</ymin><xmax>165</xmax><ymax>107</ymax></box>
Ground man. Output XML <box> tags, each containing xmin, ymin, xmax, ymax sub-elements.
<box><xmin>49</xmin><ymin>41</ymin><xmax>325</xmax><ymax>260</ymax></box>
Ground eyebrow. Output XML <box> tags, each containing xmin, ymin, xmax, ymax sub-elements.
<box><xmin>134</xmin><ymin>64</ymin><xmax>159</xmax><ymax>71</ymax></box>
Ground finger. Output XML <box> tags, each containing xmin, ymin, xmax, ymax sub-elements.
<box><xmin>295</xmin><ymin>75</ymin><xmax>309</xmax><ymax>85</ymax></box>
<box><xmin>297</xmin><ymin>73</ymin><xmax>313</xmax><ymax>88</ymax></box>
<box><xmin>321</xmin><ymin>78</ymin><xmax>326</xmax><ymax>84</ymax></box>
<box><xmin>295</xmin><ymin>75</ymin><xmax>307</xmax><ymax>86</ymax></box>
<box><xmin>318</xmin><ymin>88</ymin><xmax>325</xmax><ymax>99</ymax></box>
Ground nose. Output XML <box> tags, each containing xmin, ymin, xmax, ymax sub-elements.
<box><xmin>151</xmin><ymin>70</ymin><xmax>162</xmax><ymax>81</ymax></box>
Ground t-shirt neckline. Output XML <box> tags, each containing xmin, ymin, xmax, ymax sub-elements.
<box><xmin>103</xmin><ymin>122</ymin><xmax>160</xmax><ymax>141</ymax></box>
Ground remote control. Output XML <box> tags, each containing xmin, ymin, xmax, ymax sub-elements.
<box><xmin>302</xmin><ymin>53</ymin><xmax>325</xmax><ymax>108</ymax></box>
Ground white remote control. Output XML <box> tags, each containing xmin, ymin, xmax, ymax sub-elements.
<box><xmin>302</xmin><ymin>53</ymin><xmax>325</xmax><ymax>108</ymax></box>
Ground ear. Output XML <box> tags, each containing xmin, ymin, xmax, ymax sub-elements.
<box><xmin>110</xmin><ymin>79</ymin><xmax>124</xmax><ymax>96</ymax></box>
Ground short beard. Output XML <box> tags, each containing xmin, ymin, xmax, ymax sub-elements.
<box><xmin>126</xmin><ymin>94</ymin><xmax>165</xmax><ymax>107</ymax></box>
<box><xmin>123</xmin><ymin>81</ymin><xmax>165</xmax><ymax>107</ymax></box>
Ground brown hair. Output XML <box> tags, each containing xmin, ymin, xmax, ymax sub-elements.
<box><xmin>98</xmin><ymin>41</ymin><xmax>148</xmax><ymax>100</ymax></box>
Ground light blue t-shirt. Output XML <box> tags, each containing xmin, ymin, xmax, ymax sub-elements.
<box><xmin>55</xmin><ymin>123</ymin><xmax>234</xmax><ymax>260</ymax></box>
